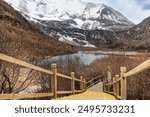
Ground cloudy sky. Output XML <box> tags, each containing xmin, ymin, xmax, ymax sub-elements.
<box><xmin>83</xmin><ymin>0</ymin><xmax>150</xmax><ymax>24</ymax></box>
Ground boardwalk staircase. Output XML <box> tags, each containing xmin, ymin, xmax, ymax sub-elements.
<box><xmin>0</xmin><ymin>53</ymin><xmax>149</xmax><ymax>100</ymax></box>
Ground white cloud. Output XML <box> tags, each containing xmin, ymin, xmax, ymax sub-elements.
<box><xmin>83</xmin><ymin>0</ymin><xmax>150</xmax><ymax>24</ymax></box>
<box><xmin>144</xmin><ymin>0</ymin><xmax>150</xmax><ymax>4</ymax></box>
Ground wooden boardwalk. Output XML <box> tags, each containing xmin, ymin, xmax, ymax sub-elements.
<box><xmin>57</xmin><ymin>91</ymin><xmax>116</xmax><ymax>100</ymax></box>
<box><xmin>57</xmin><ymin>83</ymin><xmax>116</xmax><ymax>100</ymax></box>
<box><xmin>0</xmin><ymin>53</ymin><xmax>149</xmax><ymax>100</ymax></box>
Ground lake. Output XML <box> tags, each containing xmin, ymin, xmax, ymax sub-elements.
<box><xmin>35</xmin><ymin>52</ymin><xmax>108</xmax><ymax>65</ymax></box>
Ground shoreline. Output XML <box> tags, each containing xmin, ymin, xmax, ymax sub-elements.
<box><xmin>79</xmin><ymin>50</ymin><xmax>150</xmax><ymax>56</ymax></box>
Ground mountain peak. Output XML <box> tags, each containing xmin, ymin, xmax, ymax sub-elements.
<box><xmin>4</xmin><ymin>0</ymin><xmax>134</xmax><ymax>48</ymax></box>
<box><xmin>0</xmin><ymin>0</ymin><xmax>75</xmax><ymax>59</ymax></box>
<box><xmin>5</xmin><ymin>0</ymin><xmax>133</xmax><ymax>27</ymax></box>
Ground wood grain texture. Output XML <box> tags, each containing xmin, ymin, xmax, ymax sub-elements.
<box><xmin>0</xmin><ymin>53</ymin><xmax>53</xmax><ymax>75</ymax></box>
<box><xmin>57</xmin><ymin>91</ymin><xmax>72</xmax><ymax>94</ymax></box>
<box><xmin>0</xmin><ymin>93</ymin><xmax>54</xmax><ymax>100</ymax></box>
<box><xmin>124</xmin><ymin>59</ymin><xmax>150</xmax><ymax>77</ymax></box>
<box><xmin>57</xmin><ymin>91</ymin><xmax>116</xmax><ymax>100</ymax></box>
<box><xmin>57</xmin><ymin>73</ymin><xmax>72</xmax><ymax>80</ymax></box>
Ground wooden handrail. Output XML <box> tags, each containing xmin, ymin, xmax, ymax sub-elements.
<box><xmin>57</xmin><ymin>91</ymin><xmax>72</xmax><ymax>94</ymax></box>
<box><xmin>86</xmin><ymin>76</ymin><xmax>101</xmax><ymax>89</ymax></box>
<box><xmin>75</xmin><ymin>90</ymin><xmax>82</xmax><ymax>93</ymax></box>
<box><xmin>0</xmin><ymin>53</ymin><xmax>88</xmax><ymax>100</ymax></box>
<box><xmin>104</xmin><ymin>58</ymin><xmax>150</xmax><ymax>100</ymax></box>
<box><xmin>124</xmin><ymin>59</ymin><xmax>150</xmax><ymax>77</ymax></box>
<box><xmin>0</xmin><ymin>93</ymin><xmax>54</xmax><ymax>100</ymax></box>
<box><xmin>74</xmin><ymin>78</ymin><xmax>82</xmax><ymax>82</ymax></box>
<box><xmin>57</xmin><ymin>73</ymin><xmax>72</xmax><ymax>80</ymax></box>
<box><xmin>0</xmin><ymin>53</ymin><xmax>53</xmax><ymax>75</ymax></box>
<box><xmin>87</xmin><ymin>75</ymin><xmax>101</xmax><ymax>84</ymax></box>
<box><xmin>57</xmin><ymin>73</ymin><xmax>81</xmax><ymax>81</ymax></box>
<box><xmin>116</xmin><ymin>78</ymin><xmax>121</xmax><ymax>82</ymax></box>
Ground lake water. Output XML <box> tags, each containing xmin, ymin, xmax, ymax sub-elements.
<box><xmin>35</xmin><ymin>52</ymin><xmax>108</xmax><ymax>65</ymax></box>
<box><xmin>64</xmin><ymin>53</ymin><xmax>108</xmax><ymax>64</ymax></box>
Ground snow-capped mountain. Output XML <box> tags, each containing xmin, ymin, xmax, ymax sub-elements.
<box><xmin>5</xmin><ymin>0</ymin><xmax>134</xmax><ymax>47</ymax></box>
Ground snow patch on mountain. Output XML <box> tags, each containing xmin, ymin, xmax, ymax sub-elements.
<box><xmin>5</xmin><ymin>0</ymin><xmax>133</xmax><ymax>29</ymax></box>
<box><xmin>57</xmin><ymin>33</ymin><xmax>96</xmax><ymax>47</ymax></box>
<box><xmin>5</xmin><ymin>0</ymin><xmax>134</xmax><ymax>48</ymax></box>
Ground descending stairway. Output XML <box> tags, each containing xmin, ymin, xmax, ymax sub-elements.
<box><xmin>88</xmin><ymin>82</ymin><xmax>103</xmax><ymax>92</ymax></box>
<box><xmin>57</xmin><ymin>82</ymin><xmax>116</xmax><ymax>100</ymax></box>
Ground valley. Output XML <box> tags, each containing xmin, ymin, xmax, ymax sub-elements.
<box><xmin>0</xmin><ymin>0</ymin><xmax>77</xmax><ymax>60</ymax></box>
<box><xmin>4</xmin><ymin>0</ymin><xmax>150</xmax><ymax>52</ymax></box>
<box><xmin>0</xmin><ymin>0</ymin><xmax>150</xmax><ymax>100</ymax></box>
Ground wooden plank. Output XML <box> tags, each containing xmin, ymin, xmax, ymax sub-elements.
<box><xmin>105</xmin><ymin>91</ymin><xmax>114</xmax><ymax>95</ymax></box>
<box><xmin>74</xmin><ymin>78</ymin><xmax>81</xmax><ymax>82</ymax></box>
<box><xmin>0</xmin><ymin>53</ymin><xmax>53</xmax><ymax>75</ymax></box>
<box><xmin>87</xmin><ymin>83</ymin><xmax>95</xmax><ymax>89</ymax></box>
<box><xmin>57</xmin><ymin>91</ymin><xmax>72</xmax><ymax>94</ymax></box>
<box><xmin>75</xmin><ymin>90</ymin><xmax>82</xmax><ymax>93</ymax></box>
<box><xmin>87</xmin><ymin>75</ymin><xmax>101</xmax><ymax>84</ymax></box>
<box><xmin>57</xmin><ymin>91</ymin><xmax>116</xmax><ymax>100</ymax></box>
<box><xmin>124</xmin><ymin>59</ymin><xmax>150</xmax><ymax>77</ymax></box>
<box><xmin>87</xmin><ymin>79</ymin><xmax>101</xmax><ymax>89</ymax></box>
<box><xmin>57</xmin><ymin>73</ymin><xmax>72</xmax><ymax>80</ymax></box>
<box><xmin>87</xmin><ymin>85</ymin><xmax>92</xmax><ymax>89</ymax></box>
<box><xmin>0</xmin><ymin>93</ymin><xmax>54</xmax><ymax>100</ymax></box>
<box><xmin>93</xmin><ymin>80</ymin><xmax>100</xmax><ymax>85</ymax></box>
<box><xmin>87</xmin><ymin>79</ymin><xmax>94</xmax><ymax>84</ymax></box>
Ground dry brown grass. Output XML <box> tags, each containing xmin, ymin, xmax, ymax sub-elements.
<box><xmin>0</xmin><ymin>1</ymin><xmax>77</xmax><ymax>61</ymax></box>
<box><xmin>1</xmin><ymin>53</ymin><xmax>149</xmax><ymax>100</ymax></box>
<box><xmin>89</xmin><ymin>54</ymin><xmax>150</xmax><ymax>100</ymax></box>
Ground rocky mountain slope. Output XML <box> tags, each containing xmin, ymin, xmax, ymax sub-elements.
<box><xmin>0</xmin><ymin>0</ymin><xmax>76</xmax><ymax>60</ymax></box>
<box><xmin>4</xmin><ymin>0</ymin><xmax>149</xmax><ymax>51</ymax></box>
<box><xmin>87</xmin><ymin>16</ymin><xmax>150</xmax><ymax>51</ymax></box>
<box><xmin>116</xmin><ymin>16</ymin><xmax>150</xmax><ymax>51</ymax></box>
<box><xmin>5</xmin><ymin>0</ymin><xmax>134</xmax><ymax>47</ymax></box>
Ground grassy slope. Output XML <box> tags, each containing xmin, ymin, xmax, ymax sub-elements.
<box><xmin>0</xmin><ymin>1</ymin><xmax>77</xmax><ymax>60</ymax></box>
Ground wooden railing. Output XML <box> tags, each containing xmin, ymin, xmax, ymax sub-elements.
<box><xmin>86</xmin><ymin>75</ymin><xmax>102</xmax><ymax>89</ymax></box>
<box><xmin>0</xmin><ymin>53</ymin><xmax>102</xmax><ymax>100</ymax></box>
<box><xmin>0</xmin><ymin>53</ymin><xmax>89</xmax><ymax>100</ymax></box>
<box><xmin>103</xmin><ymin>58</ymin><xmax>150</xmax><ymax>100</ymax></box>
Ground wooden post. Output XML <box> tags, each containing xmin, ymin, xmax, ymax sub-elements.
<box><xmin>116</xmin><ymin>75</ymin><xmax>120</xmax><ymax>99</ymax></box>
<box><xmin>103</xmin><ymin>82</ymin><xmax>105</xmax><ymax>92</ymax></box>
<box><xmin>113</xmin><ymin>77</ymin><xmax>116</xmax><ymax>96</ymax></box>
<box><xmin>92</xmin><ymin>77</ymin><xmax>94</xmax><ymax>86</ymax></box>
<box><xmin>120</xmin><ymin>67</ymin><xmax>127</xmax><ymax>100</ymax></box>
<box><xmin>82</xmin><ymin>78</ymin><xmax>84</xmax><ymax>91</ymax></box>
<box><xmin>83</xmin><ymin>78</ymin><xmax>85</xmax><ymax>91</ymax></box>
<box><xmin>84</xmin><ymin>78</ymin><xmax>87</xmax><ymax>90</ymax></box>
<box><xmin>107</xmin><ymin>66</ymin><xmax>112</xmax><ymax>82</ymax></box>
<box><xmin>108</xmin><ymin>84</ymin><xmax>110</xmax><ymax>93</ymax></box>
<box><xmin>71</xmin><ymin>72</ymin><xmax>75</xmax><ymax>95</ymax></box>
<box><xmin>51</xmin><ymin>64</ymin><xmax>57</xmax><ymax>99</ymax></box>
<box><xmin>82</xmin><ymin>78</ymin><xmax>86</xmax><ymax>91</ymax></box>
<box><xmin>80</xmin><ymin>76</ymin><xmax>83</xmax><ymax>92</ymax></box>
